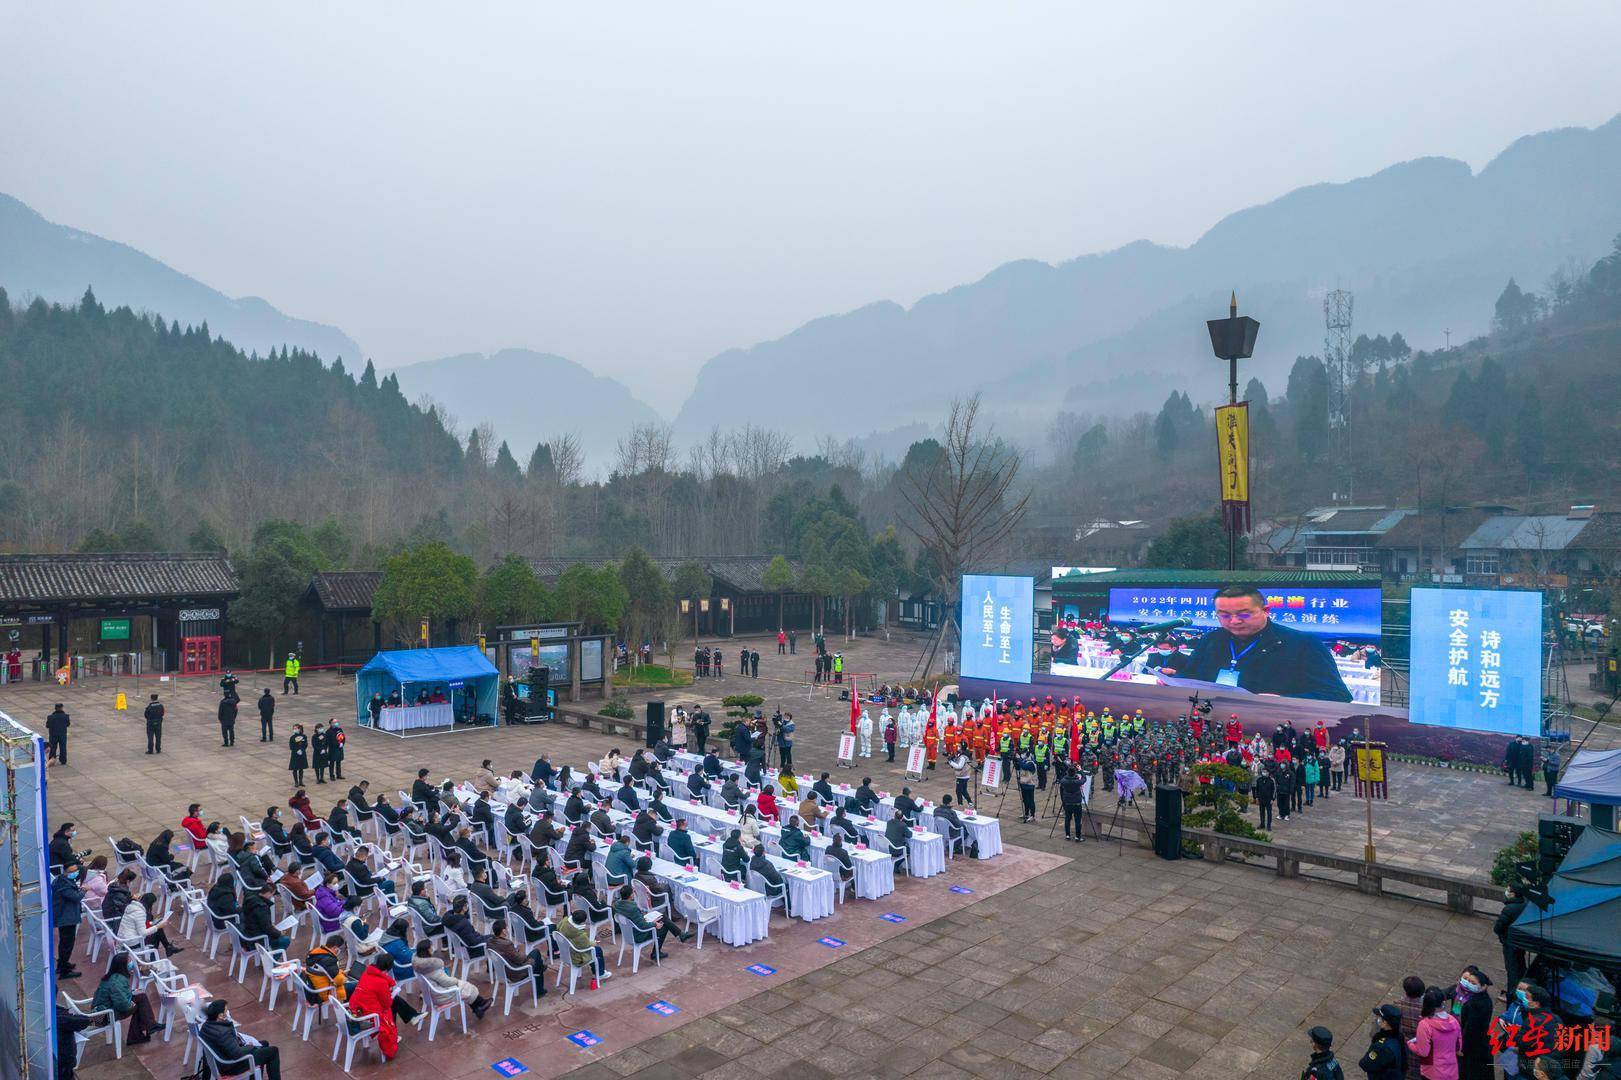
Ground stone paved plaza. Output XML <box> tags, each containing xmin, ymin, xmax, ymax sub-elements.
<box><xmin>4</xmin><ymin>631</ymin><xmax>1602</xmax><ymax>1079</ymax></box>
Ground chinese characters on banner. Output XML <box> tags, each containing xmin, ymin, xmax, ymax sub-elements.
<box><xmin>1214</xmin><ymin>402</ymin><xmax>1250</xmax><ymax>533</ymax></box>
<box><xmin>959</xmin><ymin>575</ymin><xmax>1033</xmax><ymax>683</ymax></box>
<box><xmin>1410</xmin><ymin>589</ymin><xmax>1542</xmax><ymax>736</ymax></box>
<box><xmin>1352</xmin><ymin>743</ymin><xmax>1388</xmax><ymax>799</ymax></box>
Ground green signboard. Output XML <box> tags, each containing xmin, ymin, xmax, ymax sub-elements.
<box><xmin>100</xmin><ymin>618</ymin><xmax>131</xmax><ymax>640</ymax></box>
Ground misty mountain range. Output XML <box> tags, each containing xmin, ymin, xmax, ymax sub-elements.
<box><xmin>0</xmin><ymin>192</ymin><xmax>363</xmax><ymax>365</ymax></box>
<box><xmin>4</xmin><ymin>112</ymin><xmax>1619</xmax><ymax>463</ymax></box>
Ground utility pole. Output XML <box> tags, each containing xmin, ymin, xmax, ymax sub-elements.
<box><xmin>1323</xmin><ymin>289</ymin><xmax>1354</xmax><ymax>502</ymax></box>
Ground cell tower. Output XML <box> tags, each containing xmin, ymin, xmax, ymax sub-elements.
<box><xmin>1323</xmin><ymin>289</ymin><xmax>1354</xmax><ymax>500</ymax></box>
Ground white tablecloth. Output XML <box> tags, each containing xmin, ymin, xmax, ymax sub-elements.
<box><xmin>756</xmin><ymin>824</ymin><xmax>891</xmax><ymax>898</ymax></box>
<box><xmin>956</xmin><ymin>814</ymin><xmax>1003</xmax><ymax>859</ymax></box>
<box><xmin>580</xmin><ymin>839</ymin><xmax>769</xmax><ymax>946</ymax></box>
<box><xmin>853</xmin><ymin>820</ymin><xmax>947</xmax><ymax>878</ymax></box>
<box><xmin>376</xmin><ymin>703</ymin><xmax>453</xmax><ymax>731</ymax></box>
<box><xmin>692</xmin><ymin>839</ymin><xmax>834</xmax><ymax>922</ymax></box>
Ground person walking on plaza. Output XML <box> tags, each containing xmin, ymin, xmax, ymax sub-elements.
<box><xmin>283</xmin><ymin>651</ymin><xmax>300</xmax><ymax>694</ymax></box>
<box><xmin>1541</xmin><ymin>745</ymin><xmax>1561</xmax><ymax>797</ymax></box>
<box><xmin>46</xmin><ymin>703</ymin><xmax>70</xmax><ymax>766</ymax></box>
<box><xmin>257</xmin><ymin>689</ymin><xmax>276</xmax><ymax>742</ymax></box>
<box><xmin>143</xmin><ymin>693</ymin><xmax>164</xmax><ymax>754</ymax></box>
<box><xmin>287</xmin><ymin>725</ymin><xmax>309</xmax><ymax>788</ymax></box>
<box><xmin>1302</xmin><ymin>1026</ymin><xmax>1346</xmax><ymax>1080</ymax></box>
<box><xmin>217</xmin><ymin>694</ymin><xmax>237</xmax><ymax>747</ymax></box>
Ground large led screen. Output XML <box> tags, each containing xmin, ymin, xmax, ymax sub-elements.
<box><xmin>1048</xmin><ymin>577</ymin><xmax>1384</xmax><ymax>706</ymax></box>
<box><xmin>960</xmin><ymin>575</ymin><xmax>1033</xmax><ymax>683</ymax></box>
<box><xmin>1409</xmin><ymin>588</ymin><xmax>1541</xmax><ymax>736</ymax></box>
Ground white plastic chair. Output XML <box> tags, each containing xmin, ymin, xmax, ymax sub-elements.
<box><xmin>286</xmin><ymin>969</ymin><xmax>331</xmax><ymax>1042</ymax></box>
<box><xmin>196</xmin><ymin>1027</ymin><xmax>267</xmax><ymax>1079</ymax></box>
<box><xmin>226</xmin><ymin>924</ymin><xmax>270</xmax><ymax>983</ymax></box>
<box><xmin>677</xmin><ymin>892</ymin><xmax>720</xmax><ymax>950</ymax></box>
<box><xmin>488</xmin><ymin>949</ymin><xmax>538</xmax><ymax>1015</ymax></box>
<box><xmin>447</xmin><ymin>934</ymin><xmax>488</xmax><ymax>982</ymax></box>
<box><xmin>148</xmin><ymin>967</ymin><xmax>194</xmax><ymax>1043</ymax></box>
<box><xmin>613</xmin><ymin>914</ymin><xmax>660</xmax><ymax>973</ymax></box>
<box><xmin>255</xmin><ymin>945</ymin><xmax>291</xmax><ymax>1011</ymax></box>
<box><xmin>62</xmin><ymin>993</ymin><xmax>121</xmax><ymax>1063</ymax></box>
<box><xmin>332</xmin><ymin>1008</ymin><xmax>383</xmax><ymax>1071</ymax></box>
<box><xmin>550</xmin><ymin>931</ymin><xmax>596</xmax><ymax>994</ymax></box>
<box><xmin>750</xmin><ymin>871</ymin><xmax>790</xmax><ymax>918</ymax></box>
<box><xmin>421</xmin><ymin>980</ymin><xmax>469</xmax><ymax>1041</ymax></box>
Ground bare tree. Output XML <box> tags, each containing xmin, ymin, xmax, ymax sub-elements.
<box><xmin>549</xmin><ymin>433</ymin><xmax>585</xmax><ymax>488</ymax></box>
<box><xmin>614</xmin><ymin>422</ymin><xmax>675</xmax><ymax>477</ymax></box>
<box><xmin>897</xmin><ymin>394</ymin><xmax>1031</xmax><ymax>675</ymax></box>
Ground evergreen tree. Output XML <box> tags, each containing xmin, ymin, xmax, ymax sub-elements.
<box><xmin>527</xmin><ymin>441</ymin><xmax>557</xmax><ymax>483</ymax></box>
<box><xmin>494</xmin><ymin>440</ymin><xmax>522</xmax><ymax>480</ymax></box>
<box><xmin>360</xmin><ymin>359</ymin><xmax>379</xmax><ymax>390</ymax></box>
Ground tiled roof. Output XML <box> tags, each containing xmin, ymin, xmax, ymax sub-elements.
<box><xmin>307</xmin><ymin>571</ymin><xmax>382</xmax><ymax>612</ymax></box>
<box><xmin>1375</xmin><ymin>509</ymin><xmax>1498</xmax><ymax>550</ymax></box>
<box><xmin>0</xmin><ymin>553</ymin><xmax>239</xmax><ymax>605</ymax></box>
<box><xmin>1461</xmin><ymin>515</ymin><xmax>1592</xmax><ymax>551</ymax></box>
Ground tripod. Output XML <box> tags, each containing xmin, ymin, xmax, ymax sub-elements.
<box><xmin>1099</xmin><ymin>787</ymin><xmax>1155</xmax><ymax>857</ymax></box>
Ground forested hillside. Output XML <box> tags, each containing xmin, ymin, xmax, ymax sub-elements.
<box><xmin>1029</xmin><ymin>235</ymin><xmax>1621</xmax><ymax>524</ymax></box>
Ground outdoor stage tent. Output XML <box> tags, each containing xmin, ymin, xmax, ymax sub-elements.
<box><xmin>1508</xmin><ymin>824</ymin><xmax>1621</xmax><ymax>970</ymax></box>
<box><xmin>354</xmin><ymin>646</ymin><xmax>499</xmax><ymax>727</ymax></box>
<box><xmin>1554</xmin><ymin>747</ymin><xmax>1621</xmax><ymax>807</ymax></box>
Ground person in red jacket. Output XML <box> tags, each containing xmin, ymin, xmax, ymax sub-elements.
<box><xmin>347</xmin><ymin>955</ymin><xmax>404</xmax><ymax>1059</ymax></box>
<box><xmin>755</xmin><ymin>786</ymin><xmax>780</xmax><ymax>825</ymax></box>
<box><xmin>1224</xmin><ymin>715</ymin><xmax>1243</xmax><ymax>747</ymax></box>
<box><xmin>1312</xmin><ymin>721</ymin><xmax>1329</xmax><ymax>751</ymax></box>
<box><xmin>180</xmin><ymin>804</ymin><xmax>207</xmax><ymax>849</ymax></box>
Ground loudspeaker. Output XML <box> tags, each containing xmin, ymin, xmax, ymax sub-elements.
<box><xmin>645</xmin><ymin>700</ymin><xmax>665</xmax><ymax>748</ymax></box>
<box><xmin>1153</xmin><ymin>786</ymin><xmax>1183</xmax><ymax>861</ymax></box>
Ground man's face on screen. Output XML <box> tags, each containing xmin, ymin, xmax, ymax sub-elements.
<box><xmin>1214</xmin><ymin>595</ymin><xmax>1268</xmax><ymax>641</ymax></box>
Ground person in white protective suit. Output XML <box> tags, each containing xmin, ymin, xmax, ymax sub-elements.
<box><xmin>896</xmin><ymin>705</ymin><xmax>913</xmax><ymax>750</ymax></box>
<box><xmin>857</xmin><ymin>709</ymin><xmax>874</xmax><ymax>757</ymax></box>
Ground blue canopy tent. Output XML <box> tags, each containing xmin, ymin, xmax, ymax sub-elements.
<box><xmin>1553</xmin><ymin>747</ymin><xmax>1621</xmax><ymax>829</ymax></box>
<box><xmin>355</xmin><ymin>646</ymin><xmax>499</xmax><ymax>734</ymax></box>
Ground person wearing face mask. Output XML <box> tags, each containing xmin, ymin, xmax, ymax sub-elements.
<box><xmin>1495</xmin><ymin>884</ymin><xmax>1529</xmax><ymax>999</ymax></box>
<box><xmin>1357</xmin><ymin>1005</ymin><xmax>1408</xmax><ymax>1080</ymax></box>
<box><xmin>198</xmin><ymin>998</ymin><xmax>282</xmax><ymax>1079</ymax></box>
<box><xmin>1407</xmin><ymin>986</ymin><xmax>1462</xmax><ymax>1080</ymax></box>
<box><xmin>1447</xmin><ymin>966</ymin><xmax>1494</xmax><ymax>1079</ymax></box>
<box><xmin>49</xmin><ymin>862</ymin><xmax>85</xmax><ymax>980</ymax></box>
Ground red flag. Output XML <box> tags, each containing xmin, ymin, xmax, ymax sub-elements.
<box><xmin>1069</xmin><ymin>717</ymin><xmax>1081</xmax><ymax>763</ymax></box>
<box><xmin>849</xmin><ymin>676</ymin><xmax>860</xmax><ymax>734</ymax></box>
<box><xmin>929</xmin><ymin>687</ymin><xmax>938</xmax><ymax>728</ymax></box>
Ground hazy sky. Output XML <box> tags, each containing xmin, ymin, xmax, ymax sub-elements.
<box><xmin>4</xmin><ymin>3</ymin><xmax>1620</xmax><ymax>412</ymax></box>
